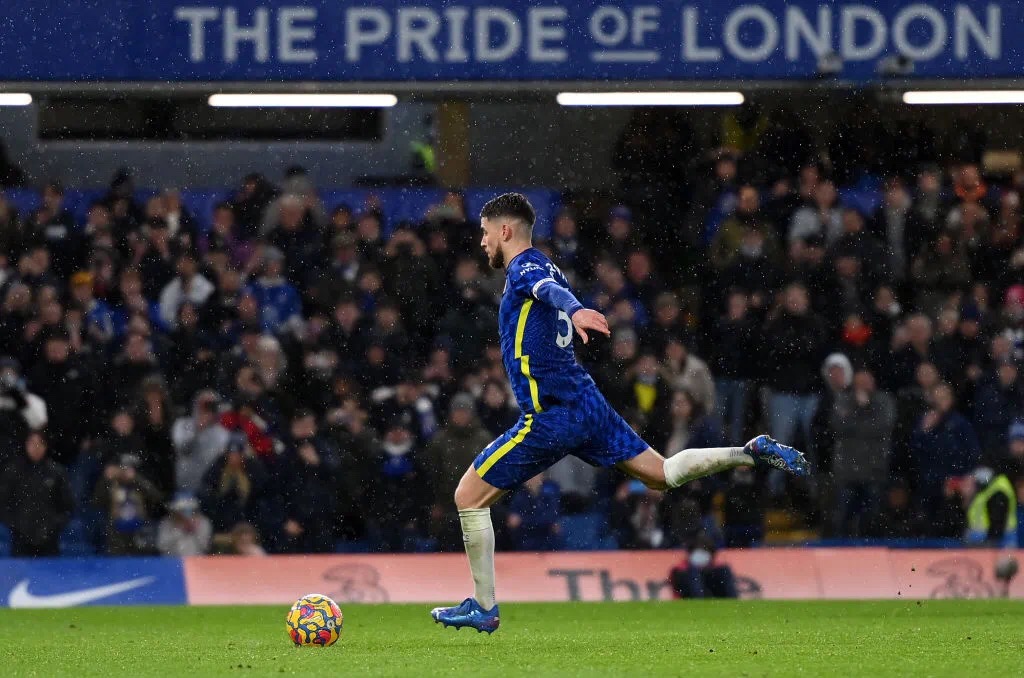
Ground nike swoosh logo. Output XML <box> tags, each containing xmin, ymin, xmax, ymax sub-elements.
<box><xmin>7</xmin><ymin>576</ymin><xmax>156</xmax><ymax>608</ymax></box>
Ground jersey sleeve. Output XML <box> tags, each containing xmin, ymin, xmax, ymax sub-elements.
<box><xmin>511</xmin><ymin>257</ymin><xmax>584</xmax><ymax>317</ymax></box>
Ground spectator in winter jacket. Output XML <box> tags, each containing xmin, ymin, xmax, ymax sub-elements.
<box><xmin>763</xmin><ymin>283</ymin><xmax>829</xmax><ymax>448</ymax></box>
<box><xmin>68</xmin><ymin>271</ymin><xmax>115</xmax><ymax>348</ymax></box>
<box><xmin>425</xmin><ymin>393</ymin><xmax>494</xmax><ymax>549</ymax></box>
<box><xmin>972</xmin><ymin>361</ymin><xmax>1024</xmax><ymax>461</ymax></box>
<box><xmin>789</xmin><ymin>180</ymin><xmax>843</xmax><ymax>245</ymax></box>
<box><xmin>910</xmin><ymin>383</ymin><xmax>982</xmax><ymax>513</ymax></box>
<box><xmin>0</xmin><ymin>356</ymin><xmax>47</xmax><ymax>468</ymax></box>
<box><xmin>198</xmin><ymin>436</ymin><xmax>270</xmax><ymax>536</ymax></box>
<box><xmin>0</xmin><ymin>431</ymin><xmax>73</xmax><ymax>556</ymax></box>
<box><xmin>245</xmin><ymin>247</ymin><xmax>302</xmax><ymax>336</ymax></box>
<box><xmin>26</xmin><ymin>328</ymin><xmax>98</xmax><ymax>466</ymax></box>
<box><xmin>829</xmin><ymin>369</ymin><xmax>897</xmax><ymax>536</ymax></box>
<box><xmin>156</xmin><ymin>492</ymin><xmax>212</xmax><ymax>557</ymax></box>
<box><xmin>663</xmin><ymin>339</ymin><xmax>716</xmax><ymax>417</ymax></box>
<box><xmin>722</xmin><ymin>467</ymin><xmax>762</xmax><ymax>547</ymax></box>
<box><xmin>280</xmin><ymin>410</ymin><xmax>340</xmax><ymax>553</ymax></box>
<box><xmin>172</xmin><ymin>390</ymin><xmax>231</xmax><ymax>494</ymax></box>
<box><xmin>708</xmin><ymin>291</ymin><xmax>758</xmax><ymax>442</ymax></box>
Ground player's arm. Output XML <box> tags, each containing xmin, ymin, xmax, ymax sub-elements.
<box><xmin>531</xmin><ymin>277</ymin><xmax>610</xmax><ymax>344</ymax></box>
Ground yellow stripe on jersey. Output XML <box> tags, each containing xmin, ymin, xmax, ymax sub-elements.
<box><xmin>477</xmin><ymin>414</ymin><xmax>534</xmax><ymax>477</ymax></box>
<box><xmin>514</xmin><ymin>300</ymin><xmax>544</xmax><ymax>412</ymax></box>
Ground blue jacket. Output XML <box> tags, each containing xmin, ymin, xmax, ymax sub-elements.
<box><xmin>245</xmin><ymin>277</ymin><xmax>302</xmax><ymax>334</ymax></box>
<box><xmin>910</xmin><ymin>411</ymin><xmax>980</xmax><ymax>501</ymax></box>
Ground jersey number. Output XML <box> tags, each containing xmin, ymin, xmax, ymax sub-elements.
<box><xmin>556</xmin><ymin>310</ymin><xmax>573</xmax><ymax>348</ymax></box>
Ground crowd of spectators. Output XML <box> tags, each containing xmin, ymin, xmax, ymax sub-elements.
<box><xmin>1</xmin><ymin>104</ymin><xmax>1023</xmax><ymax>557</ymax></box>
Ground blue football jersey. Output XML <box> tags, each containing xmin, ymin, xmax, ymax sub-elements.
<box><xmin>499</xmin><ymin>248</ymin><xmax>595</xmax><ymax>413</ymax></box>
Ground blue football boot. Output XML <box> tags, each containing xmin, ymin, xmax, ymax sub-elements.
<box><xmin>431</xmin><ymin>598</ymin><xmax>500</xmax><ymax>634</ymax></box>
<box><xmin>745</xmin><ymin>434</ymin><xmax>810</xmax><ymax>476</ymax></box>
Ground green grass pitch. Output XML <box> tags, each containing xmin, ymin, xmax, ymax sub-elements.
<box><xmin>1</xmin><ymin>600</ymin><xmax>1022</xmax><ymax>677</ymax></box>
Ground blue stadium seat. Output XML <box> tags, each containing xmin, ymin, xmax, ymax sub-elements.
<box><xmin>334</xmin><ymin>539</ymin><xmax>371</xmax><ymax>554</ymax></box>
<box><xmin>560</xmin><ymin>512</ymin><xmax>605</xmax><ymax>551</ymax></box>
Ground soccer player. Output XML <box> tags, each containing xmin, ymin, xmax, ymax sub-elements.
<box><xmin>431</xmin><ymin>193</ymin><xmax>808</xmax><ymax>633</ymax></box>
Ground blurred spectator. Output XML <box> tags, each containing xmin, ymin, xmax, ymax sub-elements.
<box><xmin>662</xmin><ymin>389</ymin><xmax>725</xmax><ymax>458</ymax></box>
<box><xmin>230</xmin><ymin>173</ymin><xmax>278</xmax><ymax>240</ymax></box>
<box><xmin>0</xmin><ymin>431</ymin><xmax>73</xmax><ymax>556</ymax></box>
<box><xmin>159</xmin><ymin>250</ymin><xmax>214</xmax><ymax>328</ymax></box>
<box><xmin>157</xmin><ymin>492</ymin><xmax>212</xmax><ymax>556</ymax></box>
<box><xmin>662</xmin><ymin>339</ymin><xmax>716</xmax><ymax>416</ymax></box>
<box><xmin>198</xmin><ymin>436</ymin><xmax>270</xmax><ymax>537</ymax></box>
<box><xmin>0</xmin><ymin>140</ymin><xmax>25</xmax><ymax>187</ymax></box>
<box><xmin>370</xmin><ymin>370</ymin><xmax>437</xmax><ymax>444</ymax></box>
<box><xmin>710</xmin><ymin>185</ymin><xmax>780</xmax><ymax>270</ymax></box>
<box><xmin>763</xmin><ymin>283</ymin><xmax>828</xmax><ymax>448</ymax></box>
<box><xmin>266</xmin><ymin>193</ymin><xmax>325</xmax><ymax>286</ymax></box>
<box><xmin>611</xmin><ymin>480</ymin><xmax>665</xmax><ymax>549</ymax></box>
<box><xmin>789</xmin><ymin>180</ymin><xmax>842</xmax><ymax>245</ymax></box>
<box><xmin>26</xmin><ymin>328</ymin><xmax>98</xmax><ymax>466</ymax></box>
<box><xmin>910</xmin><ymin>383</ymin><xmax>981</xmax><ymax>513</ymax></box>
<box><xmin>426</xmin><ymin>394</ymin><xmax>493</xmax><ymax>549</ymax></box>
<box><xmin>172</xmin><ymin>390</ymin><xmax>231</xmax><ymax>494</ymax></box>
<box><xmin>259</xmin><ymin>166</ymin><xmax>326</xmax><ymax>237</ymax></box>
<box><xmin>27</xmin><ymin>181</ymin><xmax>81</xmax><ymax>281</ymax></box>
<box><xmin>245</xmin><ymin>247</ymin><xmax>302</xmax><ymax>336</ymax></box>
<box><xmin>670</xmin><ymin>535</ymin><xmax>738</xmax><ymax>599</ymax></box>
<box><xmin>0</xmin><ymin>356</ymin><xmax>47</xmax><ymax>467</ymax></box>
<box><xmin>280</xmin><ymin>410</ymin><xmax>340</xmax><ymax>553</ymax></box>
<box><xmin>829</xmin><ymin>369</ymin><xmax>896</xmax><ymax>536</ymax></box>
<box><xmin>708</xmin><ymin>291</ymin><xmax>757</xmax><ymax>442</ymax></box>
<box><xmin>93</xmin><ymin>452</ymin><xmax>162</xmax><ymax>555</ymax></box>
<box><xmin>505</xmin><ymin>475</ymin><xmax>563</xmax><ymax>551</ymax></box>
<box><xmin>910</xmin><ymin>230</ymin><xmax>972</xmax><ymax>319</ymax></box>
<box><xmin>223</xmin><ymin>521</ymin><xmax>267</xmax><ymax>556</ymax></box>
<box><xmin>371</xmin><ymin>422</ymin><xmax>426</xmax><ymax>551</ymax></box>
<box><xmin>973</xmin><ymin>360</ymin><xmax>1024</xmax><ymax>461</ymax></box>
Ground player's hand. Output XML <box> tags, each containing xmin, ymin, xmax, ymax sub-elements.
<box><xmin>571</xmin><ymin>309</ymin><xmax>611</xmax><ymax>344</ymax></box>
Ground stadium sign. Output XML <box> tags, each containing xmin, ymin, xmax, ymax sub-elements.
<box><xmin>0</xmin><ymin>1</ymin><xmax>1021</xmax><ymax>84</ymax></box>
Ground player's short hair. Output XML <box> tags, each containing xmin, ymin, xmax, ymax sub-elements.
<box><xmin>480</xmin><ymin>193</ymin><xmax>536</xmax><ymax>230</ymax></box>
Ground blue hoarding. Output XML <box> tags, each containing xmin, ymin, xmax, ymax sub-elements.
<box><xmin>0</xmin><ymin>1</ymin><xmax>1021</xmax><ymax>83</ymax></box>
<box><xmin>0</xmin><ymin>558</ymin><xmax>186</xmax><ymax>608</ymax></box>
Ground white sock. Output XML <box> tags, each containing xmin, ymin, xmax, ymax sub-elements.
<box><xmin>664</xmin><ymin>447</ymin><xmax>754</xmax><ymax>489</ymax></box>
<box><xmin>458</xmin><ymin>508</ymin><xmax>496</xmax><ymax>610</ymax></box>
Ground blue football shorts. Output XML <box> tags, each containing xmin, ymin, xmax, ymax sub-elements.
<box><xmin>473</xmin><ymin>385</ymin><xmax>649</xmax><ymax>489</ymax></box>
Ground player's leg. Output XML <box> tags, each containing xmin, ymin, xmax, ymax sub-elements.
<box><xmin>618</xmin><ymin>445</ymin><xmax>755</xmax><ymax>490</ymax></box>
<box><xmin>452</xmin><ymin>466</ymin><xmax>504</xmax><ymax>612</ymax></box>
<box><xmin>433</xmin><ymin>413</ymin><xmax>560</xmax><ymax>632</ymax></box>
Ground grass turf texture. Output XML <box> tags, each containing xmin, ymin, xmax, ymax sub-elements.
<box><xmin>1</xmin><ymin>601</ymin><xmax>1022</xmax><ymax>677</ymax></box>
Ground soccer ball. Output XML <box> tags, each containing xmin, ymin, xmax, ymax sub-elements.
<box><xmin>286</xmin><ymin>593</ymin><xmax>344</xmax><ymax>647</ymax></box>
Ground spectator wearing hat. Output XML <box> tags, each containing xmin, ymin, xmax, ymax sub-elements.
<box><xmin>157</xmin><ymin>492</ymin><xmax>212</xmax><ymax>556</ymax></box>
<box><xmin>0</xmin><ymin>356</ymin><xmax>47</xmax><ymax>468</ymax></box>
<box><xmin>425</xmin><ymin>393</ymin><xmax>495</xmax><ymax>549</ymax></box>
<box><xmin>600</xmin><ymin>205</ymin><xmax>640</xmax><ymax>266</ymax></box>
<box><xmin>1000</xmin><ymin>420</ymin><xmax>1024</xmax><ymax>481</ymax></box>
<box><xmin>68</xmin><ymin>270</ymin><xmax>115</xmax><ymax>348</ymax></box>
<box><xmin>245</xmin><ymin>246</ymin><xmax>302</xmax><ymax>336</ymax></box>
<box><xmin>158</xmin><ymin>249</ymin><xmax>214</xmax><ymax>328</ymax></box>
<box><xmin>0</xmin><ymin>431</ymin><xmax>74</xmax><ymax>556</ymax></box>
<box><xmin>963</xmin><ymin>466</ymin><xmax>1017</xmax><ymax>547</ymax></box>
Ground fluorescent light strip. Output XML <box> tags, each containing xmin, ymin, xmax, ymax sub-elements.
<box><xmin>208</xmin><ymin>93</ymin><xmax>397</xmax><ymax>108</ymax></box>
<box><xmin>903</xmin><ymin>90</ymin><xmax>1024</xmax><ymax>105</ymax></box>
<box><xmin>0</xmin><ymin>93</ymin><xmax>32</xmax><ymax>106</ymax></box>
<box><xmin>557</xmin><ymin>91</ymin><xmax>744</xmax><ymax>107</ymax></box>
